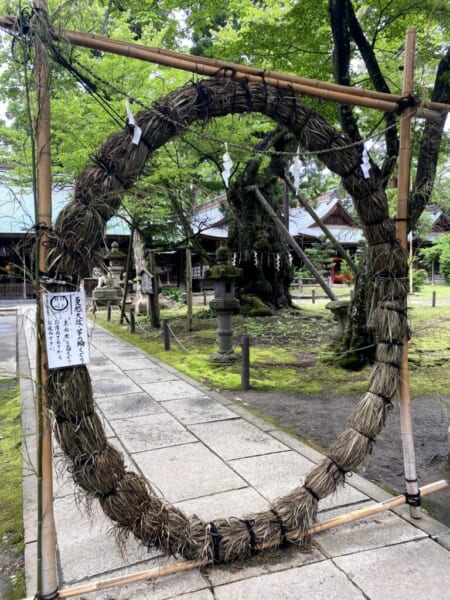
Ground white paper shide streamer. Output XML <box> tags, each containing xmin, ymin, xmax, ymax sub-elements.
<box><xmin>289</xmin><ymin>145</ymin><xmax>302</xmax><ymax>194</ymax></box>
<box><xmin>222</xmin><ymin>143</ymin><xmax>233</xmax><ymax>188</ymax></box>
<box><xmin>360</xmin><ymin>145</ymin><xmax>371</xmax><ymax>179</ymax></box>
<box><xmin>126</xmin><ymin>99</ymin><xmax>143</xmax><ymax>145</ymax></box>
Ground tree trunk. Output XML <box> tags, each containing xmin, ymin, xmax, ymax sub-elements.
<box><xmin>333</xmin><ymin>249</ymin><xmax>375</xmax><ymax>368</ymax></box>
<box><xmin>226</xmin><ymin>132</ymin><xmax>295</xmax><ymax>311</ymax></box>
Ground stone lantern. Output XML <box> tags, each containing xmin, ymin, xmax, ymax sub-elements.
<box><xmin>206</xmin><ymin>247</ymin><xmax>241</xmax><ymax>363</ymax></box>
<box><xmin>92</xmin><ymin>241</ymin><xmax>126</xmax><ymax>307</ymax></box>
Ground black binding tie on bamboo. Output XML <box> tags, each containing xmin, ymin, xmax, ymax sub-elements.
<box><xmin>304</xmin><ymin>485</ymin><xmax>320</xmax><ymax>502</ymax></box>
<box><xmin>243</xmin><ymin>519</ymin><xmax>258</xmax><ymax>554</ymax></box>
<box><xmin>396</xmin><ymin>94</ymin><xmax>416</xmax><ymax>115</ymax></box>
<box><xmin>270</xmin><ymin>508</ymin><xmax>288</xmax><ymax>547</ymax></box>
<box><xmin>208</xmin><ymin>522</ymin><xmax>222</xmax><ymax>562</ymax></box>
<box><xmin>37</xmin><ymin>589</ymin><xmax>59</xmax><ymax>600</ymax></box>
<box><xmin>404</xmin><ymin>479</ymin><xmax>421</xmax><ymax>506</ymax></box>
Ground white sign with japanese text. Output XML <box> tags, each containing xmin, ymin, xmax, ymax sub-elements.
<box><xmin>43</xmin><ymin>291</ymin><xmax>90</xmax><ymax>369</ymax></box>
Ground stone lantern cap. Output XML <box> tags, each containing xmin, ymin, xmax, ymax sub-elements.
<box><xmin>205</xmin><ymin>247</ymin><xmax>242</xmax><ymax>280</ymax></box>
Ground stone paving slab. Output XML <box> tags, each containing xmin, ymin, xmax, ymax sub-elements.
<box><xmin>189</xmin><ymin>419</ymin><xmax>288</xmax><ymax>460</ymax></box>
<box><xmin>133</xmin><ymin>442</ymin><xmax>247</xmax><ymax>503</ymax></box>
<box><xmin>206</xmin><ymin>546</ymin><xmax>325</xmax><ymax>587</ymax></box>
<box><xmin>140</xmin><ymin>380</ymin><xmax>207</xmax><ymax>401</ymax></box>
<box><xmin>93</xmin><ymin>378</ymin><xmax>142</xmax><ymax>397</ymax></box>
<box><xmin>334</xmin><ymin>538</ymin><xmax>450</xmax><ymax>599</ymax></box>
<box><xmin>126</xmin><ymin>366</ymin><xmax>179</xmax><ymax>384</ymax></box>
<box><xmin>83</xmin><ymin>566</ymin><xmax>212</xmax><ymax>600</ymax></box>
<box><xmin>229</xmin><ymin>450</ymin><xmax>315</xmax><ymax>500</ymax></box>
<box><xmin>315</xmin><ymin>500</ymin><xmax>427</xmax><ymax>556</ymax></box>
<box><xmin>53</xmin><ymin>497</ymin><xmax>156</xmax><ymax>584</ymax></box>
<box><xmin>162</xmin><ymin>396</ymin><xmax>239</xmax><ymax>425</ymax></box>
<box><xmin>177</xmin><ymin>486</ymin><xmax>270</xmax><ymax>522</ymax></box>
<box><xmin>95</xmin><ymin>391</ymin><xmax>163</xmax><ymax>420</ymax></box>
<box><xmin>212</xmin><ymin>559</ymin><xmax>365</xmax><ymax>599</ymax></box>
<box><xmin>111</xmin><ymin>412</ymin><xmax>197</xmax><ymax>453</ymax></box>
<box><xmin>110</xmin><ymin>357</ymin><xmax>161</xmax><ymax>370</ymax></box>
<box><xmin>87</xmin><ymin>364</ymin><xmax>124</xmax><ymax>380</ymax></box>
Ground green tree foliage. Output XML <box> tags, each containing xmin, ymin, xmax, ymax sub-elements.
<box><xmin>420</xmin><ymin>233</ymin><xmax>450</xmax><ymax>283</ymax></box>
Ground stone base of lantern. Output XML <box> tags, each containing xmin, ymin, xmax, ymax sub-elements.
<box><xmin>209</xmin><ymin>350</ymin><xmax>241</xmax><ymax>364</ymax></box>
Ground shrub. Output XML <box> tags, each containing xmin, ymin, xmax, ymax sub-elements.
<box><xmin>412</xmin><ymin>268</ymin><xmax>428</xmax><ymax>292</ymax></box>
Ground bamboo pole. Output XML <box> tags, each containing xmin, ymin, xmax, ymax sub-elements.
<box><xmin>119</xmin><ymin>229</ymin><xmax>133</xmax><ymax>325</ymax></box>
<box><xmin>284</xmin><ymin>177</ymin><xmax>358</xmax><ymax>272</ymax></box>
<box><xmin>249</xmin><ymin>185</ymin><xmax>337</xmax><ymax>301</ymax></box>
<box><xmin>396</xmin><ymin>28</ymin><xmax>421</xmax><ymax>519</ymax></box>
<box><xmin>51</xmin><ymin>27</ymin><xmax>450</xmax><ymax>116</ymax></box>
<box><xmin>53</xmin><ymin>479</ymin><xmax>447</xmax><ymax>599</ymax></box>
<box><xmin>34</xmin><ymin>1</ymin><xmax>58</xmax><ymax>597</ymax></box>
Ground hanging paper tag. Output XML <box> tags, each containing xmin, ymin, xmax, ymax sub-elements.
<box><xmin>43</xmin><ymin>291</ymin><xmax>90</xmax><ymax>369</ymax></box>
<box><xmin>126</xmin><ymin>99</ymin><xmax>142</xmax><ymax>145</ymax></box>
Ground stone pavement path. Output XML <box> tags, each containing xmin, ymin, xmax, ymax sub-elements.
<box><xmin>12</xmin><ymin>306</ymin><xmax>450</xmax><ymax>599</ymax></box>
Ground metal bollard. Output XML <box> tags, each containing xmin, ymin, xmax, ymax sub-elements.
<box><xmin>241</xmin><ymin>335</ymin><xmax>250</xmax><ymax>391</ymax></box>
<box><xmin>106</xmin><ymin>302</ymin><xmax>112</xmax><ymax>321</ymax></box>
<box><xmin>163</xmin><ymin>319</ymin><xmax>170</xmax><ymax>351</ymax></box>
<box><xmin>130</xmin><ymin>307</ymin><xmax>136</xmax><ymax>333</ymax></box>
<box><xmin>432</xmin><ymin>291</ymin><xmax>436</xmax><ymax>307</ymax></box>
<box><xmin>312</xmin><ymin>289</ymin><xmax>316</xmax><ymax>304</ymax></box>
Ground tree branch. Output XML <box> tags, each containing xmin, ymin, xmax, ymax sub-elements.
<box><xmin>345</xmin><ymin>0</ymin><xmax>399</xmax><ymax>180</ymax></box>
<box><xmin>328</xmin><ymin>0</ymin><xmax>361</xmax><ymax>141</ymax></box>
<box><xmin>409</xmin><ymin>47</ymin><xmax>450</xmax><ymax>229</ymax></box>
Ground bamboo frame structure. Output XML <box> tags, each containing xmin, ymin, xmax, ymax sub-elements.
<box><xmin>1</xmin><ymin>11</ymin><xmax>449</xmax><ymax>599</ymax></box>
<box><xmin>0</xmin><ymin>14</ymin><xmax>449</xmax><ymax>116</ymax></box>
<box><xmin>45</xmin><ymin>479</ymin><xmax>446</xmax><ymax>599</ymax></box>
<box><xmin>395</xmin><ymin>29</ymin><xmax>421</xmax><ymax>519</ymax></box>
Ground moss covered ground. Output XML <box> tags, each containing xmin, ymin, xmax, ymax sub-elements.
<box><xmin>92</xmin><ymin>284</ymin><xmax>450</xmax><ymax>397</ymax></box>
<box><xmin>0</xmin><ymin>379</ymin><xmax>25</xmax><ymax>600</ymax></box>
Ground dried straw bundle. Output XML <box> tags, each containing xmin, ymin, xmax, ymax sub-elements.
<box><xmin>46</xmin><ymin>77</ymin><xmax>408</xmax><ymax>563</ymax></box>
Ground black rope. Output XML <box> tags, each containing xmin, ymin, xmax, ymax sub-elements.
<box><xmin>270</xmin><ymin>508</ymin><xmax>288</xmax><ymax>547</ymax></box>
<box><xmin>375</xmin><ymin>359</ymin><xmax>400</xmax><ymax>369</ymax></box>
<box><xmin>239</xmin><ymin>78</ymin><xmax>254</xmax><ymax>113</ymax></box>
<box><xmin>364</xmin><ymin>217</ymin><xmax>389</xmax><ymax>227</ymax></box>
<box><xmin>192</xmin><ymin>80</ymin><xmax>213</xmax><ymax>121</ymax></box>
<box><xmin>352</xmin><ymin>427</ymin><xmax>376</xmax><ymax>452</ymax></box>
<box><xmin>368</xmin><ymin>390</ymin><xmax>394</xmax><ymax>410</ymax></box>
<box><xmin>326</xmin><ymin>457</ymin><xmax>350</xmax><ymax>482</ymax></box>
<box><xmin>208</xmin><ymin>522</ymin><xmax>222</xmax><ymax>562</ymax></box>
<box><xmin>304</xmin><ymin>485</ymin><xmax>319</xmax><ymax>502</ymax></box>
<box><xmin>243</xmin><ymin>519</ymin><xmax>258</xmax><ymax>554</ymax></box>
<box><xmin>370</xmin><ymin>239</ymin><xmax>397</xmax><ymax>247</ymax></box>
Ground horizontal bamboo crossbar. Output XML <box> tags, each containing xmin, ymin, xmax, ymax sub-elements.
<box><xmin>0</xmin><ymin>15</ymin><xmax>449</xmax><ymax>116</ymax></box>
<box><xmin>51</xmin><ymin>480</ymin><xmax>447</xmax><ymax>599</ymax></box>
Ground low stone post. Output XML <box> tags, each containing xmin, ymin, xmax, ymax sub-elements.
<box><xmin>206</xmin><ymin>247</ymin><xmax>241</xmax><ymax>363</ymax></box>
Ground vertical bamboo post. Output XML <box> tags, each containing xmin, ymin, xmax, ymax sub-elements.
<box><xmin>186</xmin><ymin>248</ymin><xmax>193</xmax><ymax>332</ymax></box>
<box><xmin>396</xmin><ymin>28</ymin><xmax>421</xmax><ymax>519</ymax></box>
<box><xmin>34</xmin><ymin>1</ymin><xmax>58</xmax><ymax>596</ymax></box>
